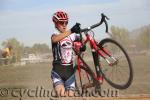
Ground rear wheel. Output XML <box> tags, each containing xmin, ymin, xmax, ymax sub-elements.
<box><xmin>98</xmin><ymin>38</ymin><xmax>133</xmax><ymax>89</ymax></box>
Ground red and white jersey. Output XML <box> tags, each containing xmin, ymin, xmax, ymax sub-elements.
<box><xmin>51</xmin><ymin>32</ymin><xmax>78</xmax><ymax>65</ymax></box>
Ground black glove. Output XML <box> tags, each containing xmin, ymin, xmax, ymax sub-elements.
<box><xmin>71</xmin><ymin>23</ymin><xmax>81</xmax><ymax>33</ymax></box>
<box><xmin>80</xmin><ymin>45</ymin><xmax>86</xmax><ymax>52</ymax></box>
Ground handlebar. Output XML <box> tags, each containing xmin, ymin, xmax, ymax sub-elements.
<box><xmin>80</xmin><ymin>13</ymin><xmax>109</xmax><ymax>33</ymax></box>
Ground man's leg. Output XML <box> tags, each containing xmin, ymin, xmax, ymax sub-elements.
<box><xmin>65</xmin><ymin>74</ymin><xmax>75</xmax><ymax>97</ymax></box>
<box><xmin>66</xmin><ymin>90</ymin><xmax>74</xmax><ymax>97</ymax></box>
<box><xmin>55</xmin><ymin>84</ymin><xmax>66</xmax><ymax>97</ymax></box>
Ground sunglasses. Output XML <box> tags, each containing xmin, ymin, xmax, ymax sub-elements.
<box><xmin>57</xmin><ymin>21</ymin><xmax>68</xmax><ymax>26</ymax></box>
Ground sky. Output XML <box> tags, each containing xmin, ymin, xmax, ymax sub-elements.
<box><xmin>0</xmin><ymin>0</ymin><xmax>150</xmax><ymax>48</ymax></box>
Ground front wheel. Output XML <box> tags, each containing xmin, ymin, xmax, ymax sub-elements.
<box><xmin>98</xmin><ymin>38</ymin><xmax>133</xmax><ymax>89</ymax></box>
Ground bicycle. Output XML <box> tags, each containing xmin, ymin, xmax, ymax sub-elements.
<box><xmin>73</xmin><ymin>13</ymin><xmax>133</xmax><ymax>91</ymax></box>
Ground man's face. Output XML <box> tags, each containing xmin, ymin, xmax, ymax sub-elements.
<box><xmin>56</xmin><ymin>21</ymin><xmax>68</xmax><ymax>33</ymax></box>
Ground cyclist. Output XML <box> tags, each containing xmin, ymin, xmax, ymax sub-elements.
<box><xmin>51</xmin><ymin>11</ymin><xmax>80</xmax><ymax>97</ymax></box>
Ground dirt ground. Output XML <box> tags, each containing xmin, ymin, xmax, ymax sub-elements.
<box><xmin>0</xmin><ymin>54</ymin><xmax>150</xmax><ymax>100</ymax></box>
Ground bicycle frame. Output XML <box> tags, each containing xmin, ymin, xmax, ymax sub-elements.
<box><xmin>74</xmin><ymin>31</ymin><xmax>118</xmax><ymax>83</ymax></box>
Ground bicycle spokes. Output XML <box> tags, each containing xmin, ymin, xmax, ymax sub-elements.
<box><xmin>98</xmin><ymin>38</ymin><xmax>133</xmax><ymax>89</ymax></box>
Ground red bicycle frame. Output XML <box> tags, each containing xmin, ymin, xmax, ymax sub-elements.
<box><xmin>73</xmin><ymin>13</ymin><xmax>117</xmax><ymax>84</ymax></box>
<box><xmin>73</xmin><ymin>32</ymin><xmax>114</xmax><ymax>83</ymax></box>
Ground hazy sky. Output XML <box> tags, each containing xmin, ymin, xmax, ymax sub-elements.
<box><xmin>0</xmin><ymin>0</ymin><xmax>150</xmax><ymax>47</ymax></box>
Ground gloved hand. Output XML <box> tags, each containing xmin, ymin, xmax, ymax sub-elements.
<box><xmin>80</xmin><ymin>44</ymin><xmax>86</xmax><ymax>52</ymax></box>
<box><xmin>71</xmin><ymin>23</ymin><xmax>81</xmax><ymax>33</ymax></box>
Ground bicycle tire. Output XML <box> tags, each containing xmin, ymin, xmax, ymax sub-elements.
<box><xmin>98</xmin><ymin>38</ymin><xmax>133</xmax><ymax>89</ymax></box>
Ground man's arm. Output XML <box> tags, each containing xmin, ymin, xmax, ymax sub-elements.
<box><xmin>51</xmin><ymin>30</ymin><xmax>71</xmax><ymax>43</ymax></box>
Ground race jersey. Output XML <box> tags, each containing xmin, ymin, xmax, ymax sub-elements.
<box><xmin>51</xmin><ymin>33</ymin><xmax>78</xmax><ymax>65</ymax></box>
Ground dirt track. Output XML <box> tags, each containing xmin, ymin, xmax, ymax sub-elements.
<box><xmin>0</xmin><ymin>55</ymin><xmax>150</xmax><ymax>100</ymax></box>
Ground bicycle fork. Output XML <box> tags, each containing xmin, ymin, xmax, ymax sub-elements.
<box><xmin>92</xmin><ymin>43</ymin><xmax>118</xmax><ymax>67</ymax></box>
<box><xmin>89</xmin><ymin>38</ymin><xmax>118</xmax><ymax>67</ymax></box>
<box><xmin>99</xmin><ymin>47</ymin><xmax>118</xmax><ymax>66</ymax></box>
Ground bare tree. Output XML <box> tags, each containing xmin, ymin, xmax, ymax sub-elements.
<box><xmin>111</xmin><ymin>25</ymin><xmax>131</xmax><ymax>47</ymax></box>
<box><xmin>136</xmin><ymin>25</ymin><xmax>150</xmax><ymax>50</ymax></box>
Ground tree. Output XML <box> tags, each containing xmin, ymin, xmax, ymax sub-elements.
<box><xmin>136</xmin><ymin>25</ymin><xmax>150</xmax><ymax>50</ymax></box>
<box><xmin>31</xmin><ymin>43</ymin><xmax>50</xmax><ymax>54</ymax></box>
<box><xmin>111</xmin><ymin>25</ymin><xmax>131</xmax><ymax>47</ymax></box>
<box><xmin>2</xmin><ymin>38</ymin><xmax>24</xmax><ymax>62</ymax></box>
<box><xmin>1</xmin><ymin>38</ymin><xmax>51</xmax><ymax>62</ymax></box>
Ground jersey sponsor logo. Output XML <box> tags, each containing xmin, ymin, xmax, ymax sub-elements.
<box><xmin>60</xmin><ymin>38</ymin><xmax>73</xmax><ymax>64</ymax></box>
